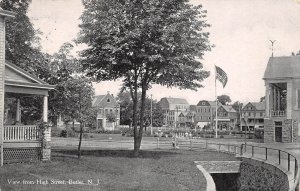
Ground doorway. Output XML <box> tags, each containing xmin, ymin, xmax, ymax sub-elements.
<box><xmin>275</xmin><ymin>121</ymin><xmax>282</xmax><ymax>142</ymax></box>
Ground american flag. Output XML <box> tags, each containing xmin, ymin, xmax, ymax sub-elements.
<box><xmin>215</xmin><ymin>65</ymin><xmax>228</xmax><ymax>88</ymax></box>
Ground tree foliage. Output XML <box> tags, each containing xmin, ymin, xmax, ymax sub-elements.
<box><xmin>78</xmin><ymin>0</ymin><xmax>211</xmax><ymax>155</ymax></box>
<box><xmin>0</xmin><ymin>0</ymin><xmax>45</xmax><ymax>74</ymax></box>
<box><xmin>217</xmin><ymin>94</ymin><xmax>231</xmax><ymax>105</ymax></box>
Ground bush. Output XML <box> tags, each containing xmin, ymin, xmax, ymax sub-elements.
<box><xmin>60</xmin><ymin>130</ymin><xmax>67</xmax><ymax>137</ymax></box>
<box><xmin>220</xmin><ymin>135</ymin><xmax>224</xmax><ymax>138</ymax></box>
<box><xmin>60</xmin><ymin>127</ymin><xmax>76</xmax><ymax>138</ymax></box>
<box><xmin>254</xmin><ymin>128</ymin><xmax>264</xmax><ymax>139</ymax></box>
<box><xmin>86</xmin><ymin>128</ymin><xmax>122</xmax><ymax>134</ymax></box>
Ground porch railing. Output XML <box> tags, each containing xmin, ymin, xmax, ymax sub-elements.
<box><xmin>4</xmin><ymin>125</ymin><xmax>40</xmax><ymax>141</ymax></box>
<box><xmin>271</xmin><ymin>110</ymin><xmax>286</xmax><ymax>117</ymax></box>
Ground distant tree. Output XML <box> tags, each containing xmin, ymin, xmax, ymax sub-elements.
<box><xmin>61</xmin><ymin>76</ymin><xmax>94</xmax><ymax>159</ymax></box>
<box><xmin>217</xmin><ymin>95</ymin><xmax>231</xmax><ymax>105</ymax></box>
<box><xmin>260</xmin><ymin>96</ymin><xmax>265</xmax><ymax>102</ymax></box>
<box><xmin>232</xmin><ymin>101</ymin><xmax>243</xmax><ymax>128</ymax></box>
<box><xmin>117</xmin><ymin>91</ymin><xmax>164</xmax><ymax>127</ymax></box>
<box><xmin>106</xmin><ymin>112</ymin><xmax>117</xmax><ymax>123</ymax></box>
<box><xmin>78</xmin><ymin>0</ymin><xmax>211</xmax><ymax>156</ymax></box>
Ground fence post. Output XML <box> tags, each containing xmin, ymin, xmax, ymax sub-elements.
<box><xmin>294</xmin><ymin>158</ymin><xmax>298</xmax><ymax>181</ymax></box>
<box><xmin>265</xmin><ymin>148</ymin><xmax>268</xmax><ymax>160</ymax></box>
<box><xmin>288</xmin><ymin>154</ymin><xmax>290</xmax><ymax>171</ymax></box>
<box><xmin>157</xmin><ymin>137</ymin><xmax>159</xmax><ymax>149</ymax></box>
<box><xmin>240</xmin><ymin>144</ymin><xmax>243</xmax><ymax>156</ymax></box>
<box><xmin>252</xmin><ymin>146</ymin><xmax>254</xmax><ymax>157</ymax></box>
<box><xmin>228</xmin><ymin>144</ymin><xmax>230</xmax><ymax>153</ymax></box>
<box><xmin>190</xmin><ymin>139</ymin><xmax>192</xmax><ymax>150</ymax></box>
<box><xmin>218</xmin><ymin>143</ymin><xmax>221</xmax><ymax>152</ymax></box>
<box><xmin>234</xmin><ymin>145</ymin><xmax>236</xmax><ymax>155</ymax></box>
<box><xmin>205</xmin><ymin>140</ymin><xmax>208</xmax><ymax>149</ymax></box>
<box><xmin>278</xmin><ymin>150</ymin><xmax>281</xmax><ymax>165</ymax></box>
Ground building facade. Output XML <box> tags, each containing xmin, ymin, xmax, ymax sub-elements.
<box><xmin>241</xmin><ymin>102</ymin><xmax>265</xmax><ymax>131</ymax></box>
<box><xmin>92</xmin><ymin>92</ymin><xmax>120</xmax><ymax>130</ymax></box>
<box><xmin>159</xmin><ymin>97</ymin><xmax>189</xmax><ymax>127</ymax></box>
<box><xmin>263</xmin><ymin>56</ymin><xmax>300</xmax><ymax>142</ymax></box>
<box><xmin>193</xmin><ymin>100</ymin><xmax>220</xmax><ymax>129</ymax></box>
<box><xmin>216</xmin><ymin>105</ymin><xmax>238</xmax><ymax>131</ymax></box>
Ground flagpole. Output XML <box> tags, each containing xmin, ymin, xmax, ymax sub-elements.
<box><xmin>215</xmin><ymin>66</ymin><xmax>218</xmax><ymax>139</ymax></box>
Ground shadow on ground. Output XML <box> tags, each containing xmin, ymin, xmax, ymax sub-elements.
<box><xmin>52</xmin><ymin>149</ymin><xmax>179</xmax><ymax>159</ymax></box>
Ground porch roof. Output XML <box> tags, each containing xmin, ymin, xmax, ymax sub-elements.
<box><xmin>4</xmin><ymin>61</ymin><xmax>55</xmax><ymax>96</ymax></box>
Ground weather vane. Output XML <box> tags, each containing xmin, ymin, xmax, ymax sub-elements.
<box><xmin>270</xmin><ymin>40</ymin><xmax>276</xmax><ymax>57</ymax></box>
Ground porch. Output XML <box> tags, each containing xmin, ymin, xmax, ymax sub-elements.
<box><xmin>3</xmin><ymin>125</ymin><xmax>41</xmax><ymax>163</ymax></box>
<box><xmin>265</xmin><ymin>82</ymin><xmax>288</xmax><ymax>118</ymax></box>
<box><xmin>1</xmin><ymin>62</ymin><xmax>54</xmax><ymax>165</ymax></box>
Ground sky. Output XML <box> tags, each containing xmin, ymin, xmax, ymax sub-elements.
<box><xmin>27</xmin><ymin>0</ymin><xmax>300</xmax><ymax>105</ymax></box>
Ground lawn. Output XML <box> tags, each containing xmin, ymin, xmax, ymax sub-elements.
<box><xmin>0</xmin><ymin>148</ymin><xmax>237</xmax><ymax>191</ymax></box>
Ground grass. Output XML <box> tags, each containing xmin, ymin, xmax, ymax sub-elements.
<box><xmin>0</xmin><ymin>149</ymin><xmax>237</xmax><ymax>191</ymax></box>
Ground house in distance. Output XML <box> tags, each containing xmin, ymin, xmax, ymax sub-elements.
<box><xmin>92</xmin><ymin>92</ymin><xmax>120</xmax><ymax>130</ymax></box>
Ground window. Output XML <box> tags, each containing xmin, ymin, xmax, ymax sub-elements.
<box><xmin>107</xmin><ymin>98</ymin><xmax>110</xmax><ymax>102</ymax></box>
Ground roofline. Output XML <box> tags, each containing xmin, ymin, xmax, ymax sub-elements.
<box><xmin>6</xmin><ymin>61</ymin><xmax>48</xmax><ymax>85</ymax></box>
<box><xmin>5</xmin><ymin>80</ymin><xmax>55</xmax><ymax>90</ymax></box>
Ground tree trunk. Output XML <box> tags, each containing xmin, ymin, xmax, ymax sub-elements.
<box><xmin>77</xmin><ymin>121</ymin><xmax>83</xmax><ymax>159</ymax></box>
<box><xmin>134</xmin><ymin>81</ymin><xmax>147</xmax><ymax>157</ymax></box>
<box><xmin>131</xmin><ymin>75</ymin><xmax>139</xmax><ymax>156</ymax></box>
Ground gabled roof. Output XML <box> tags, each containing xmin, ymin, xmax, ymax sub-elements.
<box><xmin>92</xmin><ymin>93</ymin><xmax>119</xmax><ymax>108</ymax></box>
<box><xmin>179</xmin><ymin>111</ymin><xmax>188</xmax><ymax>117</ymax></box>
<box><xmin>5</xmin><ymin>61</ymin><xmax>55</xmax><ymax>90</ymax></box>
<box><xmin>92</xmin><ymin>95</ymin><xmax>106</xmax><ymax>107</ymax></box>
<box><xmin>263</xmin><ymin>56</ymin><xmax>300</xmax><ymax>79</ymax></box>
<box><xmin>163</xmin><ymin>97</ymin><xmax>189</xmax><ymax>105</ymax></box>
<box><xmin>242</xmin><ymin>102</ymin><xmax>265</xmax><ymax>111</ymax></box>
<box><xmin>251</xmin><ymin>102</ymin><xmax>265</xmax><ymax>110</ymax></box>
<box><xmin>220</xmin><ymin>105</ymin><xmax>236</xmax><ymax>113</ymax></box>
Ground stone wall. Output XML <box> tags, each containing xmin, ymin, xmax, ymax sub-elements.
<box><xmin>239</xmin><ymin>158</ymin><xmax>289</xmax><ymax>191</ymax></box>
<box><xmin>282</xmin><ymin>119</ymin><xmax>298</xmax><ymax>143</ymax></box>
<box><xmin>264</xmin><ymin>118</ymin><xmax>298</xmax><ymax>143</ymax></box>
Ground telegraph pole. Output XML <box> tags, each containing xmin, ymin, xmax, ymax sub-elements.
<box><xmin>150</xmin><ymin>94</ymin><xmax>153</xmax><ymax>135</ymax></box>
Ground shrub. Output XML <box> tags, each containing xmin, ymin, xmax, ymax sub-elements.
<box><xmin>60</xmin><ymin>130</ymin><xmax>67</xmax><ymax>137</ymax></box>
<box><xmin>220</xmin><ymin>135</ymin><xmax>224</xmax><ymax>138</ymax></box>
<box><xmin>254</xmin><ymin>128</ymin><xmax>264</xmax><ymax>139</ymax></box>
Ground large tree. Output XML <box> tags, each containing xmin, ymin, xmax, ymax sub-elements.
<box><xmin>0</xmin><ymin>0</ymin><xmax>45</xmax><ymax>74</ymax></box>
<box><xmin>78</xmin><ymin>0</ymin><xmax>211</xmax><ymax>156</ymax></box>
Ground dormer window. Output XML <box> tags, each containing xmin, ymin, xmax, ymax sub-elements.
<box><xmin>107</xmin><ymin>98</ymin><xmax>110</xmax><ymax>103</ymax></box>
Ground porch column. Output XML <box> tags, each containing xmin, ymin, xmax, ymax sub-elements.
<box><xmin>265</xmin><ymin>83</ymin><xmax>271</xmax><ymax>117</ymax></box>
<box><xmin>272</xmin><ymin>86</ymin><xmax>276</xmax><ymax>112</ymax></box>
<box><xmin>43</xmin><ymin>95</ymin><xmax>48</xmax><ymax>123</ymax></box>
<box><xmin>42</xmin><ymin>95</ymin><xmax>51</xmax><ymax>161</ymax></box>
<box><xmin>277</xmin><ymin>89</ymin><xmax>281</xmax><ymax>111</ymax></box>
<box><xmin>16</xmin><ymin>98</ymin><xmax>21</xmax><ymax>124</ymax></box>
<box><xmin>286</xmin><ymin>81</ymin><xmax>292</xmax><ymax>119</ymax></box>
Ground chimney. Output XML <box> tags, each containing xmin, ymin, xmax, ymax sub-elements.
<box><xmin>0</xmin><ymin>8</ymin><xmax>15</xmax><ymax>166</ymax></box>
